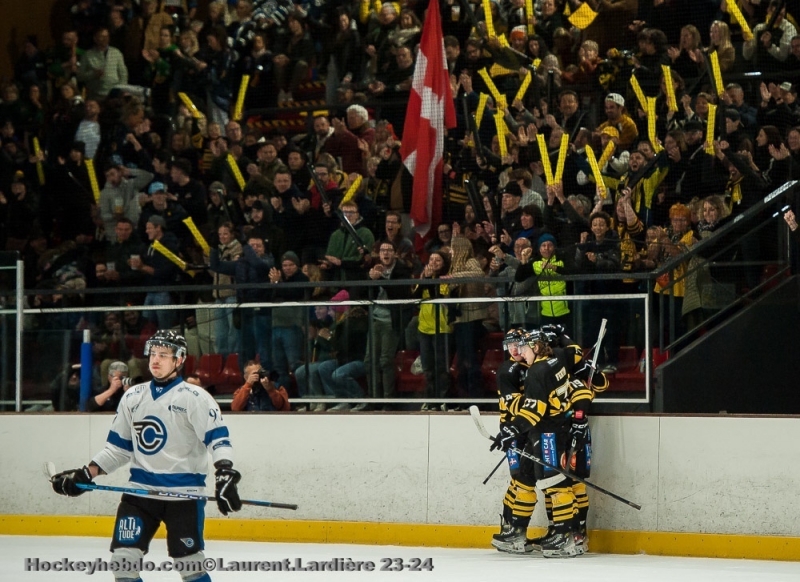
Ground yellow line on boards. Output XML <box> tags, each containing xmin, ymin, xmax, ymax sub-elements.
<box><xmin>1</xmin><ymin>516</ymin><xmax>798</xmax><ymax>561</ymax></box>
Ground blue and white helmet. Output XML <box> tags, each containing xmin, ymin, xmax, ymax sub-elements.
<box><xmin>144</xmin><ymin>330</ymin><xmax>188</xmax><ymax>360</ymax></box>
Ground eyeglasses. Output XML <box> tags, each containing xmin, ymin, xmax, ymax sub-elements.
<box><xmin>342</xmin><ymin>210</ymin><xmax>358</xmax><ymax>215</ymax></box>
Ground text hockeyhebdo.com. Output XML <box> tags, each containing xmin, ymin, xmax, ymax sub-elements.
<box><xmin>24</xmin><ymin>557</ymin><xmax>436</xmax><ymax>574</ymax></box>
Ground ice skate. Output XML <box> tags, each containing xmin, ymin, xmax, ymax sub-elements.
<box><xmin>491</xmin><ymin>520</ymin><xmax>530</xmax><ymax>554</ymax></box>
<box><xmin>541</xmin><ymin>530</ymin><xmax>578</xmax><ymax>558</ymax></box>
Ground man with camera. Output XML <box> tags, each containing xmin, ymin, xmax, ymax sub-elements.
<box><xmin>88</xmin><ymin>361</ymin><xmax>136</xmax><ymax>412</ymax></box>
<box><xmin>231</xmin><ymin>361</ymin><xmax>290</xmax><ymax>412</ymax></box>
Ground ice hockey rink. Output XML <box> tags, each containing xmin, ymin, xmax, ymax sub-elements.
<box><xmin>3</xmin><ymin>536</ymin><xmax>799</xmax><ymax>582</ymax></box>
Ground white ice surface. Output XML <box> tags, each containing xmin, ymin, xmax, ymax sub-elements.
<box><xmin>2</xmin><ymin>535</ymin><xmax>799</xmax><ymax>582</ymax></box>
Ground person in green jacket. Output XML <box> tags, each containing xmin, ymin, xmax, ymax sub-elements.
<box><xmin>515</xmin><ymin>233</ymin><xmax>571</xmax><ymax>327</ymax></box>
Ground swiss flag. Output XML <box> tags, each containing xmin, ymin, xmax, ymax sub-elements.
<box><xmin>400</xmin><ymin>0</ymin><xmax>456</xmax><ymax>238</ymax></box>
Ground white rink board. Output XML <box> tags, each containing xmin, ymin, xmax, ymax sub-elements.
<box><xmin>1</xmin><ymin>413</ymin><xmax>799</xmax><ymax>536</ymax></box>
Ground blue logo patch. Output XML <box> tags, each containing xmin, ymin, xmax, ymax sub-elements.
<box><xmin>116</xmin><ymin>516</ymin><xmax>143</xmax><ymax>545</ymax></box>
<box><xmin>541</xmin><ymin>433</ymin><xmax>558</xmax><ymax>474</ymax></box>
<box><xmin>212</xmin><ymin>439</ymin><xmax>231</xmax><ymax>450</ymax></box>
<box><xmin>133</xmin><ymin>415</ymin><xmax>167</xmax><ymax>455</ymax></box>
<box><xmin>181</xmin><ymin>537</ymin><xmax>195</xmax><ymax>548</ymax></box>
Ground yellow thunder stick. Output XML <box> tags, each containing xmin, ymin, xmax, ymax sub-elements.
<box><xmin>232</xmin><ymin>74</ymin><xmax>250</xmax><ymax>121</ymax></box>
<box><xmin>515</xmin><ymin>71</ymin><xmax>532</xmax><ymax>103</ymax></box>
<box><xmin>630</xmin><ymin>74</ymin><xmax>648</xmax><ymax>113</ymax></box>
<box><xmin>536</xmin><ymin>134</ymin><xmax>554</xmax><ymax>185</ymax></box>
<box><xmin>178</xmin><ymin>92</ymin><xmax>201</xmax><ymax>118</ymax></box>
<box><xmin>705</xmin><ymin>103</ymin><xmax>717</xmax><ymax>155</ymax></box>
<box><xmin>226</xmin><ymin>154</ymin><xmax>246</xmax><ymax>191</ymax></box>
<box><xmin>494</xmin><ymin>112</ymin><xmax>508</xmax><ymax>157</ymax></box>
<box><xmin>661</xmin><ymin>65</ymin><xmax>678</xmax><ymax>112</ymax></box>
<box><xmin>475</xmin><ymin>93</ymin><xmax>490</xmax><ymax>130</ymax></box>
<box><xmin>598</xmin><ymin>140</ymin><xmax>616</xmax><ymax>169</ymax></box>
<box><xmin>182</xmin><ymin>217</ymin><xmax>210</xmax><ymax>254</ymax></box>
<box><xmin>340</xmin><ymin>174</ymin><xmax>363</xmax><ymax>205</ymax></box>
<box><xmin>726</xmin><ymin>0</ymin><xmax>753</xmax><ymax>41</ymax></box>
<box><xmin>554</xmin><ymin>132</ymin><xmax>569</xmax><ymax>183</ymax></box>
<box><xmin>32</xmin><ymin>137</ymin><xmax>45</xmax><ymax>185</ymax></box>
<box><xmin>478</xmin><ymin>68</ymin><xmax>506</xmax><ymax>110</ymax></box>
<box><xmin>526</xmin><ymin>0</ymin><xmax>535</xmax><ymax>35</ymax></box>
<box><xmin>153</xmin><ymin>239</ymin><xmax>187</xmax><ymax>271</ymax></box>
<box><xmin>585</xmin><ymin>145</ymin><xmax>606</xmax><ymax>197</ymax></box>
<box><xmin>85</xmin><ymin>158</ymin><xmax>101</xmax><ymax>203</ymax></box>
<box><xmin>646</xmin><ymin>96</ymin><xmax>662</xmax><ymax>153</ymax></box>
<box><xmin>710</xmin><ymin>51</ymin><xmax>724</xmax><ymax>96</ymax></box>
<box><xmin>482</xmin><ymin>0</ymin><xmax>497</xmax><ymax>37</ymax></box>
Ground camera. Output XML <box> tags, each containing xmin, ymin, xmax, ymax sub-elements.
<box><xmin>258</xmin><ymin>369</ymin><xmax>279</xmax><ymax>382</ymax></box>
<box><xmin>121</xmin><ymin>377</ymin><xmax>135</xmax><ymax>387</ymax></box>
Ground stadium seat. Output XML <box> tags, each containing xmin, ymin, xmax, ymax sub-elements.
<box><xmin>195</xmin><ymin>354</ymin><xmax>224</xmax><ymax>388</ymax></box>
<box><xmin>395</xmin><ymin>350</ymin><xmax>425</xmax><ymax>393</ymax></box>
<box><xmin>216</xmin><ymin>354</ymin><xmax>244</xmax><ymax>394</ymax></box>
<box><xmin>183</xmin><ymin>355</ymin><xmax>196</xmax><ymax>378</ymax></box>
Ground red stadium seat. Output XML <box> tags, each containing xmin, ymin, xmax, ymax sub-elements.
<box><xmin>195</xmin><ymin>354</ymin><xmax>224</xmax><ymax>388</ymax></box>
<box><xmin>216</xmin><ymin>354</ymin><xmax>244</xmax><ymax>394</ymax></box>
<box><xmin>182</xmin><ymin>355</ymin><xmax>196</xmax><ymax>378</ymax></box>
<box><xmin>395</xmin><ymin>350</ymin><xmax>425</xmax><ymax>393</ymax></box>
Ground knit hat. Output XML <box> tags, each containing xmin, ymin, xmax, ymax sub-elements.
<box><xmin>209</xmin><ymin>181</ymin><xmax>226</xmax><ymax>193</ymax></box>
<box><xmin>330</xmin><ymin>289</ymin><xmax>350</xmax><ymax>313</ymax></box>
<box><xmin>281</xmin><ymin>251</ymin><xmax>300</xmax><ymax>267</ymax></box>
<box><xmin>502</xmin><ymin>182</ymin><xmax>523</xmax><ymax>197</ymax></box>
<box><xmin>538</xmin><ymin>233</ymin><xmax>557</xmax><ymax>248</ymax></box>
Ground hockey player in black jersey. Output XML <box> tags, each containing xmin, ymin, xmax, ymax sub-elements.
<box><xmin>539</xmin><ymin>323</ymin><xmax>609</xmax><ymax>555</ymax></box>
<box><xmin>491</xmin><ymin>329</ymin><xmax>532</xmax><ymax>554</ymax></box>
<box><xmin>490</xmin><ymin>329</ymin><xmax>578</xmax><ymax>558</ymax></box>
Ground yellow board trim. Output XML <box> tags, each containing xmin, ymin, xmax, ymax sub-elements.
<box><xmin>1</xmin><ymin>516</ymin><xmax>799</xmax><ymax>561</ymax></box>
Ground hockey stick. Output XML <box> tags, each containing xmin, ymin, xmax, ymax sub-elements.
<box><xmin>44</xmin><ymin>462</ymin><xmax>298</xmax><ymax>510</ymax></box>
<box><xmin>566</xmin><ymin>319</ymin><xmax>608</xmax><ymax>467</ymax></box>
<box><xmin>482</xmin><ymin>456</ymin><xmax>507</xmax><ymax>485</ymax></box>
<box><xmin>468</xmin><ymin>408</ymin><xmax>642</xmax><ymax>510</ymax></box>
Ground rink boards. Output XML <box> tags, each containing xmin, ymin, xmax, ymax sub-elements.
<box><xmin>1</xmin><ymin>413</ymin><xmax>798</xmax><ymax>561</ymax></box>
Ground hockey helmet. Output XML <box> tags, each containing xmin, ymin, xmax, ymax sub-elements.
<box><xmin>144</xmin><ymin>330</ymin><xmax>188</xmax><ymax>360</ymax></box>
<box><xmin>502</xmin><ymin>328</ymin><xmax>525</xmax><ymax>351</ymax></box>
<box><xmin>520</xmin><ymin>329</ymin><xmax>547</xmax><ymax>349</ymax></box>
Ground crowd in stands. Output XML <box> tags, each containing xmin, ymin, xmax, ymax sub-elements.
<box><xmin>2</xmin><ymin>0</ymin><xmax>800</xmax><ymax>411</ymax></box>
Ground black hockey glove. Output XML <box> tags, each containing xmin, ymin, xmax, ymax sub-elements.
<box><xmin>540</xmin><ymin>323</ymin><xmax>566</xmax><ymax>337</ymax></box>
<box><xmin>569</xmin><ymin>411</ymin><xmax>589</xmax><ymax>450</ymax></box>
<box><xmin>490</xmin><ymin>425</ymin><xmax>520</xmax><ymax>453</ymax></box>
<box><xmin>214</xmin><ymin>461</ymin><xmax>242</xmax><ymax>515</ymax></box>
<box><xmin>51</xmin><ymin>466</ymin><xmax>93</xmax><ymax>497</ymax></box>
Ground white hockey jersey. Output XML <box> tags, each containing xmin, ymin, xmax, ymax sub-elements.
<box><xmin>92</xmin><ymin>377</ymin><xmax>234</xmax><ymax>497</ymax></box>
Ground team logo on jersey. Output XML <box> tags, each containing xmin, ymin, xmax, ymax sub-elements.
<box><xmin>116</xmin><ymin>516</ymin><xmax>143</xmax><ymax>545</ymax></box>
<box><xmin>181</xmin><ymin>537</ymin><xmax>195</xmax><ymax>548</ymax></box>
<box><xmin>133</xmin><ymin>415</ymin><xmax>167</xmax><ymax>455</ymax></box>
<box><xmin>169</xmin><ymin>404</ymin><xmax>187</xmax><ymax>413</ymax></box>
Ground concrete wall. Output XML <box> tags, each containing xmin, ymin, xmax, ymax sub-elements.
<box><xmin>1</xmin><ymin>413</ymin><xmax>798</xmax><ymax>537</ymax></box>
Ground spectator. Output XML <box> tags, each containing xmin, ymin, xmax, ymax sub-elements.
<box><xmin>268</xmin><ymin>251</ymin><xmax>309</xmax><ymax>392</ymax></box>
<box><xmin>294</xmin><ymin>302</ymin><xmax>336</xmax><ymax>412</ymax></box>
<box><xmin>102</xmin><ymin>218</ymin><xmax>146</xmax><ymax>289</ymax></box>
<box><xmin>231</xmin><ymin>363</ymin><xmax>290</xmax><ymax>411</ymax></box>
<box><xmin>77</xmin><ymin>27</ymin><xmax>128</xmax><ymax>100</ymax></box>
<box><xmin>137</xmin><ymin>181</ymin><xmax>191</xmax><ymax>246</ymax></box>
<box><xmin>706</xmin><ymin>21</ymin><xmax>735</xmax><ymax>73</ymax></box>
<box><xmin>325</xmin><ymin>105</ymin><xmax>376</xmax><ymax>173</ymax></box>
<box><xmin>415</xmin><ymin>249</ymin><xmax>453</xmax><ymax>411</ymax></box>
<box><xmin>88</xmin><ymin>361</ymin><xmax>135</xmax><ymax>412</ymax></box>
<box><xmin>742</xmin><ymin>1</ymin><xmax>797</xmax><ymax>68</ymax></box>
<box><xmin>363</xmin><ymin>240</ymin><xmax>412</xmax><ymax>410</ymax></box>
<box><xmin>99</xmin><ymin>163</ymin><xmax>153</xmax><ymax>242</ymax></box>
<box><xmin>209</xmin><ymin>232</ymin><xmax>275</xmax><ymax>372</ymax></box>
<box><xmin>597</xmin><ymin>94</ymin><xmax>638</xmax><ymax>151</ymax></box>
<box><xmin>273</xmin><ymin>11</ymin><xmax>315</xmax><ymax>104</ymax></box>
<box><xmin>130</xmin><ymin>214</ymin><xmax>182</xmax><ymax>329</ymax></box>
<box><xmin>209</xmin><ymin>222</ymin><xmax>242</xmax><ymax>359</ymax></box>
<box><xmin>322</xmin><ymin>200</ymin><xmax>375</xmax><ymax>283</ymax></box>
<box><xmin>447</xmin><ymin>236</ymin><xmax>488</xmax><ymax>403</ymax></box>
<box><xmin>169</xmin><ymin>157</ymin><xmax>208</xmax><ymax>226</ymax></box>
<box><xmin>318</xmin><ymin>290</ymin><xmax>370</xmax><ymax>411</ymax></box>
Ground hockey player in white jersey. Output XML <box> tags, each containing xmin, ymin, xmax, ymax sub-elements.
<box><xmin>51</xmin><ymin>330</ymin><xmax>241</xmax><ymax>582</ymax></box>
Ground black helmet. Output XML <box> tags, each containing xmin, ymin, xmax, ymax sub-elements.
<box><xmin>521</xmin><ymin>329</ymin><xmax>547</xmax><ymax>349</ymax></box>
<box><xmin>502</xmin><ymin>328</ymin><xmax>525</xmax><ymax>351</ymax></box>
<box><xmin>144</xmin><ymin>330</ymin><xmax>188</xmax><ymax>359</ymax></box>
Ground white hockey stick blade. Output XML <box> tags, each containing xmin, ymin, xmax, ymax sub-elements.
<box><xmin>469</xmin><ymin>405</ymin><xmax>493</xmax><ymax>439</ymax></box>
<box><xmin>43</xmin><ymin>461</ymin><xmax>57</xmax><ymax>481</ymax></box>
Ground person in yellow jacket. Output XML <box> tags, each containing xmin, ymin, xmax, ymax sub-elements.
<box><xmin>515</xmin><ymin>233</ymin><xmax>571</xmax><ymax>327</ymax></box>
<box><xmin>414</xmin><ymin>249</ymin><xmax>452</xmax><ymax>411</ymax></box>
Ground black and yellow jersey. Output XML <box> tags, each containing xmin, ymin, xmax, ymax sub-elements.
<box><xmin>515</xmin><ymin>354</ymin><xmax>571</xmax><ymax>434</ymax></box>
<box><xmin>497</xmin><ymin>357</ymin><xmax>528</xmax><ymax>425</ymax></box>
